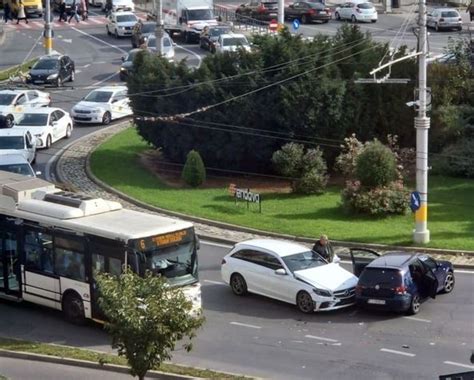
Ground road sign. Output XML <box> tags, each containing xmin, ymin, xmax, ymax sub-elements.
<box><xmin>269</xmin><ymin>19</ymin><xmax>278</xmax><ymax>31</ymax></box>
<box><xmin>292</xmin><ymin>19</ymin><xmax>300</xmax><ymax>31</ymax></box>
<box><xmin>410</xmin><ymin>191</ymin><xmax>421</xmax><ymax>212</ymax></box>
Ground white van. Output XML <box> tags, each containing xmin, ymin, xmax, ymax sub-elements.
<box><xmin>0</xmin><ymin>128</ymin><xmax>37</xmax><ymax>164</ymax></box>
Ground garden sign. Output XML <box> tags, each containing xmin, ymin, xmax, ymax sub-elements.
<box><xmin>228</xmin><ymin>184</ymin><xmax>262</xmax><ymax>213</ymax></box>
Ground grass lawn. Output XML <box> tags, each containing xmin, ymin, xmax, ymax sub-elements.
<box><xmin>0</xmin><ymin>337</ymin><xmax>249</xmax><ymax>379</ymax></box>
<box><xmin>90</xmin><ymin>127</ymin><xmax>474</xmax><ymax>251</ymax></box>
<box><xmin>0</xmin><ymin>58</ymin><xmax>37</xmax><ymax>82</ymax></box>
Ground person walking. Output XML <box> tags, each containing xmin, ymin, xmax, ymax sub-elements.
<box><xmin>80</xmin><ymin>0</ymin><xmax>88</xmax><ymax>20</ymax></box>
<box><xmin>68</xmin><ymin>0</ymin><xmax>80</xmax><ymax>23</ymax></box>
<box><xmin>16</xmin><ymin>1</ymin><xmax>28</xmax><ymax>24</ymax></box>
<box><xmin>312</xmin><ymin>234</ymin><xmax>335</xmax><ymax>263</ymax></box>
<box><xmin>58</xmin><ymin>0</ymin><xmax>67</xmax><ymax>22</ymax></box>
<box><xmin>3</xmin><ymin>1</ymin><xmax>13</xmax><ymax>23</ymax></box>
<box><xmin>467</xmin><ymin>1</ymin><xmax>474</xmax><ymax>22</ymax></box>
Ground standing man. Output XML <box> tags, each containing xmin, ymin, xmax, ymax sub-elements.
<box><xmin>58</xmin><ymin>0</ymin><xmax>66</xmax><ymax>22</ymax></box>
<box><xmin>68</xmin><ymin>0</ymin><xmax>80</xmax><ymax>23</ymax></box>
<box><xmin>467</xmin><ymin>1</ymin><xmax>474</xmax><ymax>22</ymax></box>
<box><xmin>3</xmin><ymin>1</ymin><xmax>13</xmax><ymax>23</ymax></box>
<box><xmin>16</xmin><ymin>1</ymin><xmax>28</xmax><ymax>24</ymax></box>
<box><xmin>312</xmin><ymin>234</ymin><xmax>335</xmax><ymax>263</ymax></box>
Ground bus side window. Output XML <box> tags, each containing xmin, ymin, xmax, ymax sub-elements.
<box><xmin>92</xmin><ymin>254</ymin><xmax>105</xmax><ymax>278</ymax></box>
<box><xmin>24</xmin><ymin>230</ymin><xmax>53</xmax><ymax>273</ymax></box>
<box><xmin>54</xmin><ymin>236</ymin><xmax>85</xmax><ymax>282</ymax></box>
<box><xmin>109</xmin><ymin>257</ymin><xmax>122</xmax><ymax>276</ymax></box>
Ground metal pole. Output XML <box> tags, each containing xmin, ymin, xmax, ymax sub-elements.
<box><xmin>413</xmin><ymin>0</ymin><xmax>430</xmax><ymax>244</ymax></box>
<box><xmin>155</xmin><ymin>0</ymin><xmax>164</xmax><ymax>56</ymax></box>
<box><xmin>277</xmin><ymin>0</ymin><xmax>284</xmax><ymax>25</ymax></box>
<box><xmin>44</xmin><ymin>0</ymin><xmax>53</xmax><ymax>54</ymax></box>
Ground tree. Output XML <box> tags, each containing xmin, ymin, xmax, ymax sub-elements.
<box><xmin>96</xmin><ymin>270</ymin><xmax>204</xmax><ymax>380</ymax></box>
<box><xmin>181</xmin><ymin>150</ymin><xmax>206</xmax><ymax>187</ymax></box>
<box><xmin>355</xmin><ymin>140</ymin><xmax>397</xmax><ymax>188</ymax></box>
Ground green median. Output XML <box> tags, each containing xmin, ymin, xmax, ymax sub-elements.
<box><xmin>89</xmin><ymin>127</ymin><xmax>474</xmax><ymax>251</ymax></box>
<box><xmin>0</xmin><ymin>337</ymin><xmax>250</xmax><ymax>379</ymax></box>
<box><xmin>0</xmin><ymin>58</ymin><xmax>37</xmax><ymax>82</ymax></box>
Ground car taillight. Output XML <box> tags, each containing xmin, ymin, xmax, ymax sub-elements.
<box><xmin>439</xmin><ymin>18</ymin><xmax>444</xmax><ymax>22</ymax></box>
<box><xmin>309</xmin><ymin>9</ymin><xmax>315</xmax><ymax>14</ymax></box>
<box><xmin>221</xmin><ymin>258</ymin><xmax>226</xmax><ymax>265</ymax></box>
<box><xmin>394</xmin><ymin>286</ymin><xmax>406</xmax><ymax>295</ymax></box>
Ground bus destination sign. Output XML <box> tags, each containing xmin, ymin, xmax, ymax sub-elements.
<box><xmin>136</xmin><ymin>228</ymin><xmax>192</xmax><ymax>250</ymax></box>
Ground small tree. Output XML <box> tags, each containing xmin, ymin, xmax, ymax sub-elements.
<box><xmin>355</xmin><ymin>140</ymin><xmax>397</xmax><ymax>188</ymax></box>
<box><xmin>181</xmin><ymin>150</ymin><xmax>206</xmax><ymax>187</ymax></box>
<box><xmin>334</xmin><ymin>134</ymin><xmax>366</xmax><ymax>178</ymax></box>
<box><xmin>96</xmin><ymin>270</ymin><xmax>204</xmax><ymax>380</ymax></box>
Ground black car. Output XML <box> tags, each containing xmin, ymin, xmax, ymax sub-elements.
<box><xmin>131</xmin><ymin>21</ymin><xmax>156</xmax><ymax>48</ymax></box>
<box><xmin>27</xmin><ymin>54</ymin><xmax>75</xmax><ymax>87</ymax></box>
<box><xmin>285</xmin><ymin>1</ymin><xmax>331</xmax><ymax>23</ymax></box>
<box><xmin>199</xmin><ymin>25</ymin><xmax>231</xmax><ymax>53</ymax></box>
<box><xmin>53</xmin><ymin>0</ymin><xmax>74</xmax><ymax>14</ymax></box>
<box><xmin>351</xmin><ymin>249</ymin><xmax>455</xmax><ymax>315</ymax></box>
<box><xmin>235</xmin><ymin>1</ymin><xmax>278</xmax><ymax>21</ymax></box>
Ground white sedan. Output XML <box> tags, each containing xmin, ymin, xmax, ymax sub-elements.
<box><xmin>0</xmin><ymin>89</ymin><xmax>51</xmax><ymax>123</ymax></box>
<box><xmin>14</xmin><ymin>107</ymin><xmax>73</xmax><ymax>149</ymax></box>
<box><xmin>334</xmin><ymin>1</ymin><xmax>377</xmax><ymax>23</ymax></box>
<box><xmin>106</xmin><ymin>11</ymin><xmax>138</xmax><ymax>38</ymax></box>
<box><xmin>215</xmin><ymin>34</ymin><xmax>251</xmax><ymax>54</ymax></box>
<box><xmin>70</xmin><ymin>86</ymin><xmax>133</xmax><ymax>125</ymax></box>
<box><xmin>221</xmin><ymin>239</ymin><xmax>358</xmax><ymax>313</ymax></box>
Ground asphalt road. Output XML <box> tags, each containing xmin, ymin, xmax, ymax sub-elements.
<box><xmin>0</xmin><ymin>242</ymin><xmax>472</xmax><ymax>379</ymax></box>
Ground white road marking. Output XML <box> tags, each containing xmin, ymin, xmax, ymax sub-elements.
<box><xmin>403</xmin><ymin>316</ymin><xmax>431</xmax><ymax>323</ymax></box>
<box><xmin>380</xmin><ymin>348</ymin><xmax>416</xmax><ymax>357</ymax></box>
<box><xmin>175</xmin><ymin>45</ymin><xmax>202</xmax><ymax>68</ymax></box>
<box><xmin>456</xmin><ymin>269</ymin><xmax>474</xmax><ymax>274</ymax></box>
<box><xmin>230</xmin><ymin>321</ymin><xmax>261</xmax><ymax>329</ymax></box>
<box><xmin>88</xmin><ymin>18</ymin><xmax>103</xmax><ymax>24</ymax></box>
<box><xmin>203</xmin><ymin>279</ymin><xmax>226</xmax><ymax>285</ymax></box>
<box><xmin>202</xmin><ymin>240</ymin><xmax>233</xmax><ymax>248</ymax></box>
<box><xmin>305</xmin><ymin>335</ymin><xmax>339</xmax><ymax>343</ymax></box>
<box><xmin>444</xmin><ymin>361</ymin><xmax>474</xmax><ymax>370</ymax></box>
<box><xmin>85</xmin><ymin>71</ymin><xmax>119</xmax><ymax>89</ymax></box>
<box><xmin>71</xmin><ymin>26</ymin><xmax>127</xmax><ymax>53</ymax></box>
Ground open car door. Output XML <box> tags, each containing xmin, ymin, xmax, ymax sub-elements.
<box><xmin>349</xmin><ymin>248</ymin><xmax>381</xmax><ymax>277</ymax></box>
<box><xmin>420</xmin><ymin>263</ymin><xmax>439</xmax><ymax>299</ymax></box>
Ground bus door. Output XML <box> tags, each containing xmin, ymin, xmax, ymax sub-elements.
<box><xmin>0</xmin><ymin>219</ymin><xmax>21</xmax><ymax>298</ymax></box>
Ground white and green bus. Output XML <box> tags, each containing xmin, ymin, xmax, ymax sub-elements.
<box><xmin>0</xmin><ymin>170</ymin><xmax>201</xmax><ymax>323</ymax></box>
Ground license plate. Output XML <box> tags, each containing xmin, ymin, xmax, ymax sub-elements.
<box><xmin>319</xmin><ymin>11</ymin><xmax>327</xmax><ymax>14</ymax></box>
<box><xmin>34</xmin><ymin>80</ymin><xmax>45</xmax><ymax>84</ymax></box>
<box><xmin>367</xmin><ymin>299</ymin><xmax>386</xmax><ymax>305</ymax></box>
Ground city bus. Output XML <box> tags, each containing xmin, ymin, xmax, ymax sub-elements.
<box><xmin>0</xmin><ymin>170</ymin><xmax>201</xmax><ymax>324</ymax></box>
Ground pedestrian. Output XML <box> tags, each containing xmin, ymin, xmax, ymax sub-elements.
<box><xmin>68</xmin><ymin>0</ymin><xmax>80</xmax><ymax>23</ymax></box>
<box><xmin>80</xmin><ymin>0</ymin><xmax>88</xmax><ymax>20</ymax></box>
<box><xmin>3</xmin><ymin>1</ymin><xmax>13</xmax><ymax>23</ymax></box>
<box><xmin>16</xmin><ymin>1</ymin><xmax>28</xmax><ymax>24</ymax></box>
<box><xmin>104</xmin><ymin>0</ymin><xmax>112</xmax><ymax>16</ymax></box>
<box><xmin>467</xmin><ymin>1</ymin><xmax>474</xmax><ymax>22</ymax></box>
<box><xmin>58</xmin><ymin>0</ymin><xmax>67</xmax><ymax>22</ymax></box>
<box><xmin>312</xmin><ymin>234</ymin><xmax>335</xmax><ymax>263</ymax></box>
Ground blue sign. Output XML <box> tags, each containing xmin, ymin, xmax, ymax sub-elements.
<box><xmin>292</xmin><ymin>19</ymin><xmax>300</xmax><ymax>31</ymax></box>
<box><xmin>410</xmin><ymin>191</ymin><xmax>421</xmax><ymax>212</ymax></box>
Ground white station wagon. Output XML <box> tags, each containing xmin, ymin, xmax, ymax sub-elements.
<box><xmin>221</xmin><ymin>239</ymin><xmax>358</xmax><ymax>313</ymax></box>
<box><xmin>0</xmin><ymin>89</ymin><xmax>51</xmax><ymax>123</ymax></box>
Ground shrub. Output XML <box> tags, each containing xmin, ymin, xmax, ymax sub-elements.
<box><xmin>334</xmin><ymin>134</ymin><xmax>366</xmax><ymax>178</ymax></box>
<box><xmin>181</xmin><ymin>150</ymin><xmax>206</xmax><ymax>187</ymax></box>
<box><xmin>272</xmin><ymin>143</ymin><xmax>328</xmax><ymax>194</ymax></box>
<box><xmin>432</xmin><ymin>139</ymin><xmax>474</xmax><ymax>178</ymax></box>
<box><xmin>341</xmin><ymin>180</ymin><xmax>410</xmax><ymax>215</ymax></box>
<box><xmin>355</xmin><ymin>140</ymin><xmax>398</xmax><ymax>188</ymax></box>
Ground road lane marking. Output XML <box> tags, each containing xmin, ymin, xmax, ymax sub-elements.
<box><xmin>380</xmin><ymin>348</ymin><xmax>415</xmax><ymax>357</ymax></box>
<box><xmin>444</xmin><ymin>361</ymin><xmax>474</xmax><ymax>370</ymax></box>
<box><xmin>85</xmin><ymin>71</ymin><xmax>120</xmax><ymax>89</ymax></box>
<box><xmin>203</xmin><ymin>279</ymin><xmax>226</xmax><ymax>285</ymax></box>
<box><xmin>175</xmin><ymin>45</ymin><xmax>202</xmax><ymax>68</ymax></box>
<box><xmin>71</xmin><ymin>27</ymin><xmax>127</xmax><ymax>53</ymax></box>
<box><xmin>230</xmin><ymin>321</ymin><xmax>261</xmax><ymax>329</ymax></box>
<box><xmin>403</xmin><ymin>316</ymin><xmax>431</xmax><ymax>323</ymax></box>
<box><xmin>202</xmin><ymin>240</ymin><xmax>233</xmax><ymax>248</ymax></box>
<box><xmin>305</xmin><ymin>335</ymin><xmax>338</xmax><ymax>343</ymax></box>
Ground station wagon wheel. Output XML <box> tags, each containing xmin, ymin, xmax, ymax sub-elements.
<box><xmin>70</xmin><ymin>70</ymin><xmax>75</xmax><ymax>82</ymax></box>
<box><xmin>63</xmin><ymin>293</ymin><xmax>85</xmax><ymax>325</ymax></box>
<box><xmin>6</xmin><ymin>114</ymin><xmax>14</xmax><ymax>127</ymax></box>
<box><xmin>102</xmin><ymin>111</ymin><xmax>111</xmax><ymax>125</ymax></box>
<box><xmin>296</xmin><ymin>291</ymin><xmax>314</xmax><ymax>313</ymax></box>
<box><xmin>230</xmin><ymin>273</ymin><xmax>248</xmax><ymax>296</ymax></box>
<box><xmin>407</xmin><ymin>294</ymin><xmax>420</xmax><ymax>315</ymax></box>
<box><xmin>56</xmin><ymin>77</ymin><xmax>62</xmax><ymax>87</ymax></box>
<box><xmin>65</xmin><ymin>124</ymin><xmax>72</xmax><ymax>138</ymax></box>
<box><xmin>442</xmin><ymin>272</ymin><xmax>455</xmax><ymax>293</ymax></box>
<box><xmin>45</xmin><ymin>134</ymin><xmax>52</xmax><ymax>149</ymax></box>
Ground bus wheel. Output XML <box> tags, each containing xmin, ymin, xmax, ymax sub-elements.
<box><xmin>63</xmin><ymin>293</ymin><xmax>85</xmax><ymax>325</ymax></box>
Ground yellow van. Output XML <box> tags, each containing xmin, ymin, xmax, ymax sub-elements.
<box><xmin>7</xmin><ymin>0</ymin><xmax>44</xmax><ymax>18</ymax></box>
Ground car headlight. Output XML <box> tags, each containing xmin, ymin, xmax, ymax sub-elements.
<box><xmin>120</xmin><ymin>67</ymin><xmax>127</xmax><ymax>71</ymax></box>
<box><xmin>313</xmin><ymin>288</ymin><xmax>332</xmax><ymax>297</ymax></box>
<box><xmin>47</xmin><ymin>73</ymin><xmax>58</xmax><ymax>80</ymax></box>
<box><xmin>91</xmin><ymin>109</ymin><xmax>101</xmax><ymax>114</ymax></box>
<box><xmin>118</xmin><ymin>26</ymin><xmax>124</xmax><ymax>29</ymax></box>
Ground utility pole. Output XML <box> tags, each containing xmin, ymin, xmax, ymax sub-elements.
<box><xmin>277</xmin><ymin>0</ymin><xmax>284</xmax><ymax>26</ymax></box>
<box><xmin>155</xmin><ymin>0</ymin><xmax>164</xmax><ymax>56</ymax></box>
<box><xmin>413</xmin><ymin>0</ymin><xmax>430</xmax><ymax>244</ymax></box>
<box><xmin>44</xmin><ymin>0</ymin><xmax>53</xmax><ymax>54</ymax></box>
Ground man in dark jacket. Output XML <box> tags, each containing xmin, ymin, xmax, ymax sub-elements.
<box><xmin>58</xmin><ymin>0</ymin><xmax>67</xmax><ymax>22</ymax></box>
<box><xmin>312</xmin><ymin>234</ymin><xmax>334</xmax><ymax>262</ymax></box>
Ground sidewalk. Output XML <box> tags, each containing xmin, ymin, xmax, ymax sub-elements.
<box><xmin>55</xmin><ymin>122</ymin><xmax>474</xmax><ymax>269</ymax></box>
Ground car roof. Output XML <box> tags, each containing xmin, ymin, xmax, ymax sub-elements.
<box><xmin>0</xmin><ymin>90</ymin><xmax>26</xmax><ymax>95</ymax></box>
<box><xmin>147</xmin><ymin>32</ymin><xmax>171</xmax><ymax>39</ymax></box>
<box><xmin>366</xmin><ymin>251</ymin><xmax>420</xmax><ymax>269</ymax></box>
<box><xmin>39</xmin><ymin>54</ymin><xmax>64</xmax><ymax>60</ymax></box>
<box><xmin>221</xmin><ymin>33</ymin><xmax>245</xmax><ymax>38</ymax></box>
<box><xmin>89</xmin><ymin>86</ymin><xmax>127</xmax><ymax>93</ymax></box>
<box><xmin>0</xmin><ymin>154</ymin><xmax>29</xmax><ymax>164</ymax></box>
<box><xmin>234</xmin><ymin>239</ymin><xmax>310</xmax><ymax>257</ymax></box>
<box><xmin>0</xmin><ymin>128</ymin><xmax>28</xmax><ymax>137</ymax></box>
<box><xmin>432</xmin><ymin>7</ymin><xmax>458</xmax><ymax>10</ymax></box>
<box><xmin>113</xmin><ymin>11</ymin><xmax>136</xmax><ymax>16</ymax></box>
<box><xmin>20</xmin><ymin>107</ymin><xmax>62</xmax><ymax>114</ymax></box>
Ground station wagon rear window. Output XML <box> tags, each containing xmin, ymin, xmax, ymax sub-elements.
<box><xmin>441</xmin><ymin>11</ymin><xmax>459</xmax><ymax>17</ymax></box>
<box><xmin>358</xmin><ymin>268</ymin><xmax>402</xmax><ymax>287</ymax></box>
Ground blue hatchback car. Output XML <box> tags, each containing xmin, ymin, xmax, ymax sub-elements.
<box><xmin>350</xmin><ymin>249</ymin><xmax>455</xmax><ymax>315</ymax></box>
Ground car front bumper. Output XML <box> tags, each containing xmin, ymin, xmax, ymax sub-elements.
<box><xmin>71</xmin><ymin>110</ymin><xmax>105</xmax><ymax>123</ymax></box>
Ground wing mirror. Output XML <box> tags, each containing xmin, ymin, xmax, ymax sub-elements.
<box><xmin>333</xmin><ymin>256</ymin><xmax>341</xmax><ymax>264</ymax></box>
<box><xmin>121</xmin><ymin>56</ymin><xmax>125</xmax><ymax>62</ymax></box>
<box><xmin>275</xmin><ymin>268</ymin><xmax>287</xmax><ymax>275</ymax></box>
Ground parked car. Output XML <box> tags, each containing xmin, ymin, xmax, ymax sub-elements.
<box><xmin>102</xmin><ymin>0</ymin><xmax>134</xmax><ymax>12</ymax></box>
<box><xmin>215</xmin><ymin>33</ymin><xmax>251</xmax><ymax>53</ymax></box>
<box><xmin>14</xmin><ymin>107</ymin><xmax>73</xmax><ymax>149</ymax></box>
<box><xmin>53</xmin><ymin>0</ymin><xmax>74</xmax><ymax>14</ymax></box>
<box><xmin>221</xmin><ymin>239</ymin><xmax>358</xmax><ymax>313</ymax></box>
<box><xmin>70</xmin><ymin>86</ymin><xmax>132</xmax><ymax>125</ymax></box>
<box><xmin>427</xmin><ymin>8</ymin><xmax>462</xmax><ymax>32</ymax></box>
<box><xmin>334</xmin><ymin>1</ymin><xmax>377</xmax><ymax>23</ymax></box>
<box><xmin>0</xmin><ymin>154</ymin><xmax>39</xmax><ymax>177</ymax></box>
<box><xmin>27</xmin><ymin>54</ymin><xmax>75</xmax><ymax>87</ymax></box>
<box><xmin>88</xmin><ymin>0</ymin><xmax>104</xmax><ymax>7</ymax></box>
<box><xmin>350</xmin><ymin>249</ymin><xmax>455</xmax><ymax>315</ymax></box>
<box><xmin>131</xmin><ymin>21</ymin><xmax>156</xmax><ymax>48</ymax></box>
<box><xmin>0</xmin><ymin>89</ymin><xmax>51</xmax><ymax>124</ymax></box>
<box><xmin>0</xmin><ymin>128</ymin><xmax>36</xmax><ymax>163</ymax></box>
<box><xmin>235</xmin><ymin>0</ymin><xmax>278</xmax><ymax>21</ymax></box>
<box><xmin>199</xmin><ymin>25</ymin><xmax>231</xmax><ymax>53</ymax></box>
<box><xmin>285</xmin><ymin>2</ymin><xmax>331</xmax><ymax>23</ymax></box>
<box><xmin>120</xmin><ymin>48</ymin><xmax>153</xmax><ymax>81</ymax></box>
<box><xmin>145</xmin><ymin>34</ymin><xmax>175</xmax><ymax>61</ymax></box>
<box><xmin>106</xmin><ymin>11</ymin><xmax>138</xmax><ymax>38</ymax></box>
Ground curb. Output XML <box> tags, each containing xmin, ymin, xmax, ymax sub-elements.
<box><xmin>56</xmin><ymin>123</ymin><xmax>474</xmax><ymax>269</ymax></box>
<box><xmin>0</xmin><ymin>349</ymin><xmax>202</xmax><ymax>380</ymax></box>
